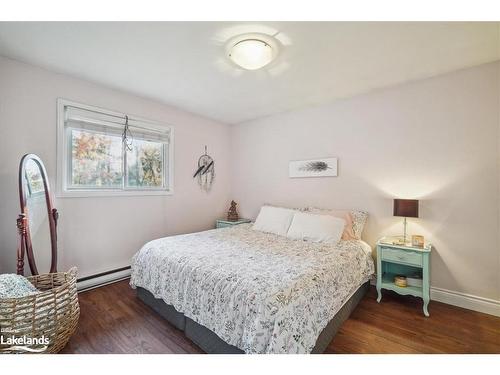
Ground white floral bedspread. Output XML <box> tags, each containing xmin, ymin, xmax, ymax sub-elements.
<box><xmin>130</xmin><ymin>224</ymin><xmax>374</xmax><ymax>353</ymax></box>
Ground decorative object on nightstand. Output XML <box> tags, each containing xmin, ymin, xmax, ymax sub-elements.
<box><xmin>393</xmin><ymin>199</ymin><xmax>419</xmax><ymax>244</ymax></box>
<box><xmin>407</xmin><ymin>273</ymin><xmax>423</xmax><ymax>287</ymax></box>
<box><xmin>411</xmin><ymin>235</ymin><xmax>424</xmax><ymax>248</ymax></box>
<box><xmin>376</xmin><ymin>238</ymin><xmax>431</xmax><ymax>316</ymax></box>
<box><xmin>216</xmin><ymin>218</ymin><xmax>251</xmax><ymax>229</ymax></box>
<box><xmin>227</xmin><ymin>200</ymin><xmax>239</xmax><ymax>221</ymax></box>
<box><xmin>394</xmin><ymin>275</ymin><xmax>407</xmax><ymax>287</ymax></box>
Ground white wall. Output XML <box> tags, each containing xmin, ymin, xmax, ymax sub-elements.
<box><xmin>0</xmin><ymin>56</ymin><xmax>232</xmax><ymax>277</ymax></box>
<box><xmin>1</xmin><ymin>55</ymin><xmax>499</xmax><ymax>306</ymax></box>
<box><xmin>231</xmin><ymin>62</ymin><xmax>500</xmax><ymax>302</ymax></box>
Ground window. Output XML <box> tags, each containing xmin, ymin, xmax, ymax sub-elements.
<box><xmin>57</xmin><ymin>99</ymin><xmax>173</xmax><ymax>197</ymax></box>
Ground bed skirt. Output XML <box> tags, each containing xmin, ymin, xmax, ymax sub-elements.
<box><xmin>136</xmin><ymin>281</ymin><xmax>369</xmax><ymax>354</ymax></box>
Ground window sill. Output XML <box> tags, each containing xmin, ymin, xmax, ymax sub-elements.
<box><xmin>56</xmin><ymin>189</ymin><xmax>174</xmax><ymax>198</ymax></box>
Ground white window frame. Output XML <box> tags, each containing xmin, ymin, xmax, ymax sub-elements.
<box><xmin>56</xmin><ymin>99</ymin><xmax>174</xmax><ymax>197</ymax></box>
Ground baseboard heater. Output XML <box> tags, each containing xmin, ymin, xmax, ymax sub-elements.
<box><xmin>77</xmin><ymin>266</ymin><xmax>131</xmax><ymax>292</ymax></box>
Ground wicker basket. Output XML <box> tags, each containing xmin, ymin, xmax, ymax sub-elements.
<box><xmin>0</xmin><ymin>267</ymin><xmax>80</xmax><ymax>354</ymax></box>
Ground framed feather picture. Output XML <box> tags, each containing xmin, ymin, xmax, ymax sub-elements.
<box><xmin>289</xmin><ymin>157</ymin><xmax>338</xmax><ymax>178</ymax></box>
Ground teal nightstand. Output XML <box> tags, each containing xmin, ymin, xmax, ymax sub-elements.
<box><xmin>216</xmin><ymin>218</ymin><xmax>252</xmax><ymax>229</ymax></box>
<box><xmin>376</xmin><ymin>238</ymin><xmax>432</xmax><ymax>316</ymax></box>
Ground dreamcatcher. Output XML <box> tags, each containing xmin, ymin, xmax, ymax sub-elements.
<box><xmin>193</xmin><ymin>146</ymin><xmax>215</xmax><ymax>192</ymax></box>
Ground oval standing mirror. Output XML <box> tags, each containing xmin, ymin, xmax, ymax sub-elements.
<box><xmin>18</xmin><ymin>154</ymin><xmax>58</xmax><ymax>275</ymax></box>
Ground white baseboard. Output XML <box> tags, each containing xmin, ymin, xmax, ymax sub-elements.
<box><xmin>77</xmin><ymin>268</ymin><xmax>131</xmax><ymax>292</ymax></box>
<box><xmin>370</xmin><ymin>277</ymin><xmax>500</xmax><ymax>317</ymax></box>
<box><xmin>430</xmin><ymin>287</ymin><xmax>500</xmax><ymax>317</ymax></box>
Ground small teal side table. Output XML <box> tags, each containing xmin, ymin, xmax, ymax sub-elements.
<box><xmin>376</xmin><ymin>238</ymin><xmax>432</xmax><ymax>317</ymax></box>
<box><xmin>216</xmin><ymin>218</ymin><xmax>251</xmax><ymax>229</ymax></box>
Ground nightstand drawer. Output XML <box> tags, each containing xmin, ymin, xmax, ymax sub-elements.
<box><xmin>381</xmin><ymin>247</ymin><xmax>423</xmax><ymax>267</ymax></box>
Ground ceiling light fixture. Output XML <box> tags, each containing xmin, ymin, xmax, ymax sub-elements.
<box><xmin>227</xmin><ymin>33</ymin><xmax>280</xmax><ymax>70</ymax></box>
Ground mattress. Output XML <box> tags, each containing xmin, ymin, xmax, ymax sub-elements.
<box><xmin>130</xmin><ymin>224</ymin><xmax>374</xmax><ymax>353</ymax></box>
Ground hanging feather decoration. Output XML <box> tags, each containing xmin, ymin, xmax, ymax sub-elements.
<box><xmin>193</xmin><ymin>146</ymin><xmax>215</xmax><ymax>192</ymax></box>
<box><xmin>201</xmin><ymin>161</ymin><xmax>214</xmax><ymax>175</ymax></box>
<box><xmin>193</xmin><ymin>165</ymin><xmax>205</xmax><ymax>178</ymax></box>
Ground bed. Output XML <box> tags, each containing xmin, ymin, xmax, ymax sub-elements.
<box><xmin>130</xmin><ymin>223</ymin><xmax>374</xmax><ymax>354</ymax></box>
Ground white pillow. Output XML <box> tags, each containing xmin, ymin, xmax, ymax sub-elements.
<box><xmin>286</xmin><ymin>212</ymin><xmax>345</xmax><ymax>244</ymax></box>
<box><xmin>252</xmin><ymin>206</ymin><xmax>295</xmax><ymax>236</ymax></box>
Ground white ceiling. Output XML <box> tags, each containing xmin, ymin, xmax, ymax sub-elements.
<box><xmin>0</xmin><ymin>22</ymin><xmax>498</xmax><ymax>124</ymax></box>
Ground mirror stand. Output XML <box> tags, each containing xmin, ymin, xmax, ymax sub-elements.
<box><xmin>16</xmin><ymin>154</ymin><xmax>59</xmax><ymax>276</ymax></box>
<box><xmin>16</xmin><ymin>209</ymin><xmax>58</xmax><ymax>276</ymax></box>
<box><xmin>16</xmin><ymin>213</ymin><xmax>26</xmax><ymax>275</ymax></box>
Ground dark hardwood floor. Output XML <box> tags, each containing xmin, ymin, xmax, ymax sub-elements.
<box><xmin>62</xmin><ymin>279</ymin><xmax>500</xmax><ymax>354</ymax></box>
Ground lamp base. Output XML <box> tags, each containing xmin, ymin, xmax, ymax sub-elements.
<box><xmin>403</xmin><ymin>217</ymin><xmax>408</xmax><ymax>244</ymax></box>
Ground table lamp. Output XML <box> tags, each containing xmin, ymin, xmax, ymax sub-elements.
<box><xmin>393</xmin><ymin>199</ymin><xmax>419</xmax><ymax>244</ymax></box>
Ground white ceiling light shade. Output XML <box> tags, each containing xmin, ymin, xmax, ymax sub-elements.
<box><xmin>227</xmin><ymin>33</ymin><xmax>280</xmax><ymax>70</ymax></box>
<box><xmin>230</xmin><ymin>39</ymin><xmax>272</xmax><ymax>70</ymax></box>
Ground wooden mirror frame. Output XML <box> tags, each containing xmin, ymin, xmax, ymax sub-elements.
<box><xmin>17</xmin><ymin>154</ymin><xmax>58</xmax><ymax>275</ymax></box>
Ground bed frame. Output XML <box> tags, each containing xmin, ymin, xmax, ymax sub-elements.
<box><xmin>136</xmin><ymin>280</ymin><xmax>369</xmax><ymax>354</ymax></box>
